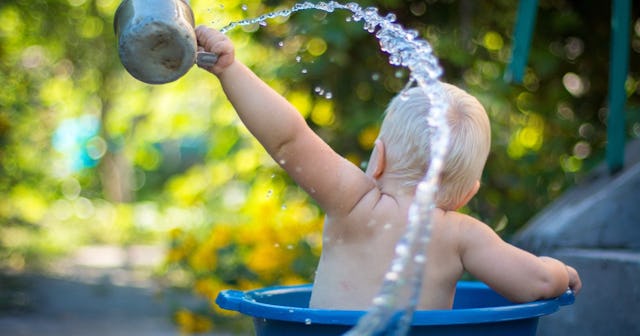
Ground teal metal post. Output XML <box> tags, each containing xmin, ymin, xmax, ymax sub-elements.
<box><xmin>505</xmin><ymin>0</ymin><xmax>538</xmax><ymax>83</ymax></box>
<box><xmin>607</xmin><ymin>0</ymin><xmax>631</xmax><ymax>174</ymax></box>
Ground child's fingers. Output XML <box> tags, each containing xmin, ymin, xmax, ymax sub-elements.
<box><xmin>196</xmin><ymin>52</ymin><xmax>219</xmax><ymax>70</ymax></box>
<box><xmin>194</xmin><ymin>25</ymin><xmax>234</xmax><ymax>74</ymax></box>
<box><xmin>195</xmin><ymin>26</ymin><xmax>223</xmax><ymax>50</ymax></box>
<box><xmin>566</xmin><ymin>266</ymin><xmax>582</xmax><ymax>295</ymax></box>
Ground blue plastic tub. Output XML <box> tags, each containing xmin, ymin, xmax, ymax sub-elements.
<box><xmin>216</xmin><ymin>282</ymin><xmax>574</xmax><ymax>336</ymax></box>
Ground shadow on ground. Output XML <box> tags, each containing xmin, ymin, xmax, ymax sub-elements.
<box><xmin>0</xmin><ymin>245</ymin><xmax>239</xmax><ymax>336</ymax></box>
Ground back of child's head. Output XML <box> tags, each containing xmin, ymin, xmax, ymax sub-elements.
<box><xmin>377</xmin><ymin>83</ymin><xmax>491</xmax><ymax>209</ymax></box>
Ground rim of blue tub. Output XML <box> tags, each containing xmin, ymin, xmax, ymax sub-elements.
<box><xmin>215</xmin><ymin>281</ymin><xmax>575</xmax><ymax>326</ymax></box>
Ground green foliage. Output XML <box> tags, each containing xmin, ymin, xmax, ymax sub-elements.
<box><xmin>1</xmin><ymin>0</ymin><xmax>640</xmax><ymax>331</ymax></box>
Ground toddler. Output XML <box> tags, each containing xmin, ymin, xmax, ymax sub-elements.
<box><xmin>195</xmin><ymin>26</ymin><xmax>581</xmax><ymax>310</ymax></box>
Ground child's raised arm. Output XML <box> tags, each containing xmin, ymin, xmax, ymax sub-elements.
<box><xmin>195</xmin><ymin>26</ymin><xmax>376</xmax><ymax>216</ymax></box>
<box><xmin>457</xmin><ymin>214</ymin><xmax>581</xmax><ymax>302</ymax></box>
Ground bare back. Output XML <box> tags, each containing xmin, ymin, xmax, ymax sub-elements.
<box><xmin>310</xmin><ymin>189</ymin><xmax>466</xmax><ymax>310</ymax></box>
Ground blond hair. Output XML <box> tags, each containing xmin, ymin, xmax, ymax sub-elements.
<box><xmin>377</xmin><ymin>83</ymin><xmax>491</xmax><ymax>209</ymax></box>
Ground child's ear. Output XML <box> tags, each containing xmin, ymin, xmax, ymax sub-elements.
<box><xmin>369</xmin><ymin>139</ymin><xmax>386</xmax><ymax>179</ymax></box>
<box><xmin>448</xmin><ymin>180</ymin><xmax>480</xmax><ymax>210</ymax></box>
<box><xmin>458</xmin><ymin>180</ymin><xmax>480</xmax><ymax>208</ymax></box>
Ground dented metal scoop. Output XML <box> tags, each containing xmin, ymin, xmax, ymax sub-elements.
<box><xmin>114</xmin><ymin>0</ymin><xmax>216</xmax><ymax>84</ymax></box>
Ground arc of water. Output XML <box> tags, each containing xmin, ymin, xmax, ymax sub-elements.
<box><xmin>220</xmin><ymin>2</ymin><xmax>449</xmax><ymax>335</ymax></box>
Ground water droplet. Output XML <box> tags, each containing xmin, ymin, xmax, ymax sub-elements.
<box><xmin>295</xmin><ymin>55</ymin><xmax>302</xmax><ymax>62</ymax></box>
<box><xmin>277</xmin><ymin>41</ymin><xmax>285</xmax><ymax>47</ymax></box>
<box><xmin>301</xmin><ymin>68</ymin><xmax>308</xmax><ymax>74</ymax></box>
<box><xmin>395</xmin><ymin>244</ymin><xmax>409</xmax><ymax>256</ymax></box>
<box><xmin>385</xmin><ymin>271</ymin><xmax>398</xmax><ymax>281</ymax></box>
<box><xmin>305</xmin><ymin>318</ymin><xmax>312</xmax><ymax>325</ymax></box>
<box><xmin>241</xmin><ymin>4</ymin><xmax>248</xmax><ymax>11</ymax></box>
<box><xmin>372</xmin><ymin>296</ymin><xmax>386</xmax><ymax>305</ymax></box>
<box><xmin>371</xmin><ymin>73</ymin><xmax>380</xmax><ymax>81</ymax></box>
<box><xmin>324</xmin><ymin>91</ymin><xmax>333</xmax><ymax>99</ymax></box>
<box><xmin>385</xmin><ymin>13</ymin><xmax>397</xmax><ymax>22</ymax></box>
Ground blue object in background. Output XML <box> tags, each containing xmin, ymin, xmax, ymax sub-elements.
<box><xmin>504</xmin><ymin>0</ymin><xmax>538</xmax><ymax>84</ymax></box>
<box><xmin>606</xmin><ymin>0</ymin><xmax>631</xmax><ymax>174</ymax></box>
<box><xmin>52</xmin><ymin>115</ymin><xmax>102</xmax><ymax>173</ymax></box>
<box><xmin>216</xmin><ymin>282</ymin><xmax>574</xmax><ymax>336</ymax></box>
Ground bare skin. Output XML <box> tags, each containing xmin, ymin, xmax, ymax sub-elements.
<box><xmin>195</xmin><ymin>26</ymin><xmax>581</xmax><ymax>310</ymax></box>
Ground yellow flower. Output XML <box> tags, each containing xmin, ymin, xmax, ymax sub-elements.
<box><xmin>174</xmin><ymin>309</ymin><xmax>213</xmax><ymax>333</ymax></box>
<box><xmin>246</xmin><ymin>242</ymin><xmax>293</xmax><ymax>280</ymax></box>
<box><xmin>168</xmin><ymin>227</ymin><xmax>184</xmax><ymax>240</ymax></box>
<box><xmin>237</xmin><ymin>219</ymin><xmax>277</xmax><ymax>246</ymax></box>
<box><xmin>189</xmin><ymin>233</ymin><xmax>222</xmax><ymax>272</ymax></box>
<box><xmin>212</xmin><ymin>301</ymin><xmax>240</xmax><ymax>317</ymax></box>
<box><xmin>276</xmin><ymin>201</ymin><xmax>322</xmax><ymax>245</ymax></box>
<box><xmin>193</xmin><ymin>278</ymin><xmax>221</xmax><ymax>300</ymax></box>
<box><xmin>281</xmin><ymin>274</ymin><xmax>307</xmax><ymax>286</ymax></box>
<box><xmin>237</xmin><ymin>278</ymin><xmax>263</xmax><ymax>291</ymax></box>
<box><xmin>209</xmin><ymin>223</ymin><xmax>234</xmax><ymax>247</ymax></box>
<box><xmin>358</xmin><ymin>125</ymin><xmax>379</xmax><ymax>150</ymax></box>
<box><xmin>165</xmin><ymin>248</ymin><xmax>186</xmax><ymax>263</ymax></box>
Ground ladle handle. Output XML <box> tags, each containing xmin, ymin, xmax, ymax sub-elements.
<box><xmin>196</xmin><ymin>51</ymin><xmax>219</xmax><ymax>69</ymax></box>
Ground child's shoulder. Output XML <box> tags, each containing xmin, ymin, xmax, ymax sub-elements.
<box><xmin>434</xmin><ymin>208</ymin><xmax>478</xmax><ymax>225</ymax></box>
<box><xmin>432</xmin><ymin>209</ymin><xmax>487</xmax><ymax>240</ymax></box>
<box><xmin>434</xmin><ymin>209</ymin><xmax>503</xmax><ymax>254</ymax></box>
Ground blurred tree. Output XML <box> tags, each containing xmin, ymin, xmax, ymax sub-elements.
<box><xmin>1</xmin><ymin>0</ymin><xmax>639</xmax><ymax>330</ymax></box>
<box><xmin>243</xmin><ymin>0</ymin><xmax>640</xmax><ymax>234</ymax></box>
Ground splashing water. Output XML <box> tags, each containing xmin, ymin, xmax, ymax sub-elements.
<box><xmin>220</xmin><ymin>2</ymin><xmax>449</xmax><ymax>335</ymax></box>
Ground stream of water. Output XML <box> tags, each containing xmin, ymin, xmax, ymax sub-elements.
<box><xmin>220</xmin><ymin>2</ymin><xmax>450</xmax><ymax>334</ymax></box>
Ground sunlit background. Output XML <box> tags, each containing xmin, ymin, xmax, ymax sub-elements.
<box><xmin>1</xmin><ymin>0</ymin><xmax>639</xmax><ymax>332</ymax></box>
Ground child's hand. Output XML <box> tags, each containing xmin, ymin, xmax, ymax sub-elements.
<box><xmin>566</xmin><ymin>265</ymin><xmax>582</xmax><ymax>295</ymax></box>
<box><xmin>195</xmin><ymin>25</ymin><xmax>234</xmax><ymax>76</ymax></box>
